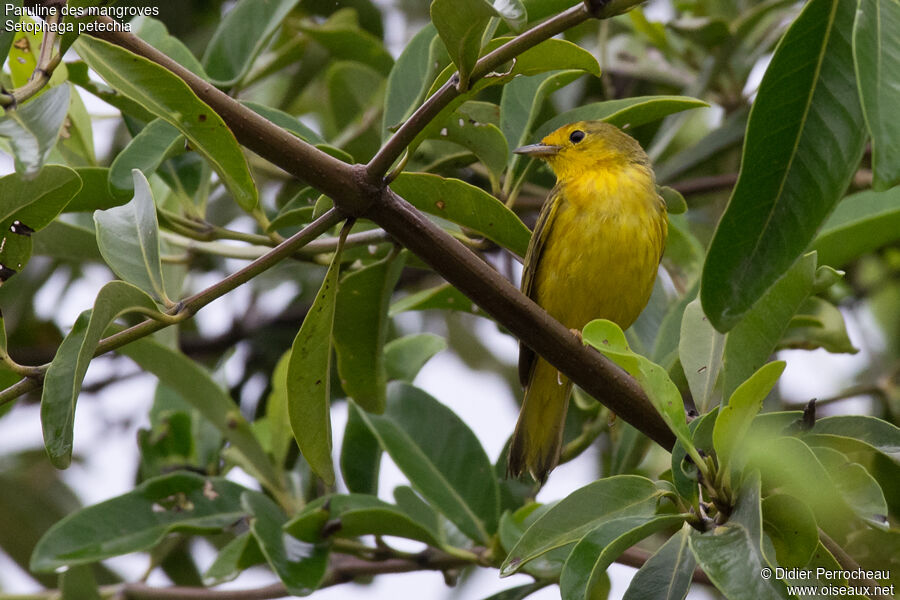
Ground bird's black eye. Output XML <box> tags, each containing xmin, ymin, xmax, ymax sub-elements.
<box><xmin>569</xmin><ymin>130</ymin><xmax>585</xmax><ymax>144</ymax></box>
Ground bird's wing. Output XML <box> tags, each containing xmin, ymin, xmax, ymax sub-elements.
<box><xmin>518</xmin><ymin>186</ymin><xmax>563</xmax><ymax>388</ymax></box>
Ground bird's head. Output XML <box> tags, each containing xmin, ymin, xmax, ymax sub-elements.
<box><xmin>514</xmin><ymin>121</ymin><xmax>648</xmax><ymax>180</ymax></box>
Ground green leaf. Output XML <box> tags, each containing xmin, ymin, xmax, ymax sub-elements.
<box><xmin>30</xmin><ymin>473</ymin><xmax>248</xmax><ymax>572</ymax></box>
<box><xmin>761</xmin><ymin>494</ymin><xmax>819</xmax><ymax>569</ymax></box>
<box><xmin>533</xmin><ymin>96</ymin><xmax>708</xmax><ymax>141</ymax></box>
<box><xmin>340</xmin><ymin>403</ymin><xmax>382</xmax><ymax>495</ymax></box>
<box><xmin>689</xmin><ymin>472</ymin><xmax>789</xmax><ymax>600</ymax></box>
<box><xmin>287</xmin><ymin>227</ymin><xmax>348</xmax><ymax>486</ymax></box>
<box><xmin>203</xmin><ymin>532</ymin><xmax>266</xmax><ymax>586</ymax></box>
<box><xmin>109</xmin><ymin>119</ymin><xmax>184</xmax><ymax>196</ymax></box>
<box><xmin>75</xmin><ymin>36</ymin><xmax>258</xmax><ymax>211</ymax></box>
<box><xmin>31</xmin><ymin>218</ymin><xmax>102</xmax><ymax>263</ymax></box>
<box><xmin>384</xmin><ymin>333</ymin><xmax>447</xmax><ymax>382</ymax></box>
<box><xmin>94</xmin><ymin>170</ymin><xmax>168</xmax><ymax>302</ymax></box>
<box><xmin>243</xmin><ymin>492</ymin><xmax>328</xmax><ymax>596</ymax></box>
<box><xmin>390</xmin><ymin>172</ymin><xmax>531</xmax><ymax>256</ymax></box>
<box><xmin>560</xmin><ymin>514</ymin><xmax>687</xmax><ymax>600</ymax></box>
<box><xmin>354</xmin><ymin>382</ymin><xmax>499</xmax><ymax>544</ymax></box>
<box><xmin>655</xmin><ymin>106</ymin><xmax>749</xmax><ymax>183</ymax></box>
<box><xmin>853</xmin><ymin>0</ymin><xmax>900</xmax><ymax>190</ymax></box>
<box><xmin>745</xmin><ymin>436</ymin><xmax>857</xmax><ymax>536</ymax></box>
<box><xmin>671</xmin><ymin>408</ymin><xmax>717</xmax><ymax>505</ymax></box>
<box><xmin>118</xmin><ymin>335</ymin><xmax>283</xmax><ymax>497</ymax></box>
<box><xmin>809</xmin><ymin>415</ymin><xmax>900</xmax><ymax>454</ymax></box>
<box><xmin>431</xmin><ymin>0</ymin><xmax>498</xmax><ymax>88</ymax></box>
<box><xmin>0</xmin><ymin>166</ymin><xmax>82</xmax><ymax>283</ymax></box>
<box><xmin>500</xmin><ymin>475</ymin><xmax>660</xmax><ymax>576</ymax></box>
<box><xmin>812</xmin><ymin>446</ymin><xmax>889</xmax><ymax>526</ymax></box>
<box><xmin>242</xmin><ymin>101</ymin><xmax>325</xmax><ymax>144</ymax></box>
<box><xmin>264</xmin><ymin>352</ymin><xmax>293</xmax><ymax>468</ymax></box>
<box><xmin>713</xmin><ymin>361</ymin><xmax>785</xmax><ymax>479</ymax></box>
<box><xmin>721</xmin><ymin>252</ymin><xmax>817</xmax><ymax>399</ymax></box>
<box><xmin>657</xmin><ymin>186</ymin><xmax>687</xmax><ymax>215</ymax></box>
<box><xmin>58</xmin><ymin>84</ymin><xmax>97</xmax><ymax>167</ymax></box>
<box><xmin>0</xmin><ymin>84</ymin><xmax>70</xmax><ymax>175</ymax></box>
<box><xmin>701</xmin><ymin>0</ymin><xmax>866</xmax><ymax>331</ymax></box>
<box><xmin>41</xmin><ymin>282</ymin><xmax>160</xmax><ymax>468</ymax></box>
<box><xmin>299</xmin><ymin>11</ymin><xmax>394</xmax><ymax>76</ymax></box>
<box><xmin>493</xmin><ymin>0</ymin><xmax>528</xmax><ymax>32</ymax></box>
<box><xmin>383</xmin><ymin>25</ymin><xmax>444</xmax><ymax>136</ymax></box>
<box><xmin>426</xmin><ymin>104</ymin><xmax>509</xmax><ymax>184</ymax></box>
<box><xmin>622</xmin><ymin>524</ymin><xmax>696</xmax><ymax>600</ymax></box>
<box><xmin>60</xmin><ymin>565</ymin><xmax>101</xmax><ymax>600</ymax></box>
<box><xmin>389</xmin><ymin>283</ymin><xmax>478</xmax><ymax>316</ymax></box>
<box><xmin>811</xmin><ymin>187</ymin><xmax>900</xmax><ymax>268</ymax></box>
<box><xmin>482</xmin><ymin>582</ymin><xmax>549</xmax><ymax>600</ymax></box>
<box><xmin>583</xmin><ymin>320</ymin><xmax>695</xmax><ymax>462</ymax></box>
<box><xmin>678</xmin><ymin>297</ymin><xmax>725</xmax><ymax>413</ymax></box>
<box><xmin>132</xmin><ymin>16</ymin><xmax>208</xmax><ymax>78</ymax></box>
<box><xmin>0</xmin><ymin>1</ymin><xmax>21</xmax><ymax>63</ymax></box>
<box><xmin>202</xmin><ymin>0</ymin><xmax>300</xmax><ymax>86</ymax></box>
<box><xmin>334</xmin><ymin>252</ymin><xmax>405</xmax><ymax>414</ymax></box>
<box><xmin>781</xmin><ymin>296</ymin><xmax>858</xmax><ymax>354</ymax></box>
<box><xmin>285</xmin><ymin>493</ymin><xmax>442</xmax><ymax>547</ymax></box>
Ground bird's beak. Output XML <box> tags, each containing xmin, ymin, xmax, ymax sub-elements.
<box><xmin>513</xmin><ymin>143</ymin><xmax>561</xmax><ymax>157</ymax></box>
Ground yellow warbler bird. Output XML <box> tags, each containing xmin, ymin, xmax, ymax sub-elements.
<box><xmin>508</xmin><ymin>121</ymin><xmax>668</xmax><ymax>482</ymax></box>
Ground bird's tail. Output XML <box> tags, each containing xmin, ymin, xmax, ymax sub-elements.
<box><xmin>507</xmin><ymin>358</ymin><xmax>573</xmax><ymax>483</ymax></box>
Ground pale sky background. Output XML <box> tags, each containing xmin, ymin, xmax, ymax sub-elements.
<box><xmin>0</xmin><ymin>0</ymin><xmax>881</xmax><ymax>597</ymax></box>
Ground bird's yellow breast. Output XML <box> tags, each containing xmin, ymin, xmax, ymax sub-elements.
<box><xmin>530</xmin><ymin>163</ymin><xmax>666</xmax><ymax>330</ymax></box>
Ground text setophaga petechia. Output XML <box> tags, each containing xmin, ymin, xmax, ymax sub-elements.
<box><xmin>508</xmin><ymin>121</ymin><xmax>668</xmax><ymax>483</ymax></box>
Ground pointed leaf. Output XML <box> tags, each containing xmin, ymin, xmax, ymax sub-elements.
<box><xmin>203</xmin><ymin>532</ymin><xmax>266</xmax><ymax>586</ymax></box>
<box><xmin>243</xmin><ymin>492</ymin><xmax>328</xmax><ymax>596</ymax></box>
<box><xmin>334</xmin><ymin>253</ymin><xmax>405</xmax><ymax>413</ymax></box>
<box><xmin>533</xmin><ymin>96</ymin><xmax>708</xmax><ymax>140</ymax></box>
<box><xmin>0</xmin><ymin>84</ymin><xmax>70</xmax><ymax>175</ymax></box>
<box><xmin>94</xmin><ymin>170</ymin><xmax>168</xmax><ymax>301</ymax></box>
<box><xmin>75</xmin><ymin>36</ymin><xmax>257</xmax><ymax>210</ymax></box>
<box><xmin>30</xmin><ymin>473</ymin><xmax>249</xmax><ymax>572</ymax></box>
<box><xmin>0</xmin><ymin>166</ymin><xmax>82</xmax><ymax>283</ymax></box>
<box><xmin>109</xmin><ymin>119</ymin><xmax>184</xmax><ymax>196</ymax></box>
<box><xmin>560</xmin><ymin>514</ymin><xmax>687</xmax><ymax>600</ymax></box>
<box><xmin>41</xmin><ymin>282</ymin><xmax>160</xmax><ymax>468</ymax></box>
<box><xmin>853</xmin><ymin>0</ymin><xmax>900</xmax><ymax>190</ymax></box>
<box><xmin>721</xmin><ymin>252</ymin><xmax>817</xmax><ymax>399</ymax></box>
<box><xmin>382</xmin><ymin>24</ymin><xmax>445</xmax><ymax>136</ymax></box>
<box><xmin>811</xmin><ymin>187</ymin><xmax>900</xmax><ymax>268</ymax></box>
<box><xmin>287</xmin><ymin>229</ymin><xmax>348</xmax><ymax>486</ymax></box>
<box><xmin>354</xmin><ymin>382</ymin><xmax>499</xmax><ymax>544</ymax></box>
<box><xmin>761</xmin><ymin>494</ymin><xmax>819</xmax><ymax>569</ymax></box>
<box><xmin>340</xmin><ymin>403</ymin><xmax>382</xmax><ymax>495</ymax></box>
<box><xmin>781</xmin><ymin>296</ymin><xmax>858</xmax><ymax>354</ymax></box>
<box><xmin>389</xmin><ymin>283</ymin><xmax>478</xmax><ymax>316</ymax></box>
<box><xmin>622</xmin><ymin>524</ymin><xmax>696</xmax><ymax>600</ymax></box>
<box><xmin>431</xmin><ymin>0</ymin><xmax>498</xmax><ymax>88</ymax></box>
<box><xmin>500</xmin><ymin>475</ymin><xmax>660</xmax><ymax>576</ymax></box>
<box><xmin>299</xmin><ymin>13</ymin><xmax>394</xmax><ymax>76</ymax></box>
<box><xmin>384</xmin><ymin>333</ymin><xmax>447</xmax><ymax>382</ymax></box>
<box><xmin>714</xmin><ymin>361</ymin><xmax>785</xmax><ymax>476</ymax></box>
<box><xmin>202</xmin><ymin>0</ymin><xmax>300</xmax><ymax>86</ymax></box>
<box><xmin>702</xmin><ymin>0</ymin><xmax>866</xmax><ymax>331</ymax></box>
<box><xmin>133</xmin><ymin>16</ymin><xmax>207</xmax><ymax>78</ymax></box>
<box><xmin>390</xmin><ymin>172</ymin><xmax>531</xmax><ymax>256</ymax></box>
<box><xmin>678</xmin><ymin>297</ymin><xmax>725</xmax><ymax>413</ymax></box>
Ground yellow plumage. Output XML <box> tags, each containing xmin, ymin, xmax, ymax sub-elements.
<box><xmin>508</xmin><ymin>121</ymin><xmax>668</xmax><ymax>482</ymax></box>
